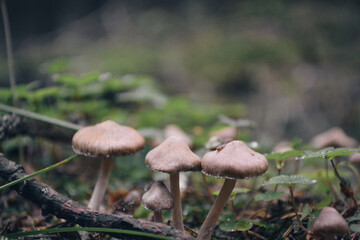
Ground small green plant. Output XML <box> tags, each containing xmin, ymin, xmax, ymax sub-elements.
<box><xmin>263</xmin><ymin>175</ymin><xmax>317</xmax><ymax>235</ymax></box>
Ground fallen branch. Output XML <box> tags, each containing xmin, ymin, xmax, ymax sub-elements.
<box><xmin>0</xmin><ymin>153</ymin><xmax>194</xmax><ymax>240</ymax></box>
<box><xmin>0</xmin><ymin>114</ymin><xmax>75</xmax><ymax>143</ymax></box>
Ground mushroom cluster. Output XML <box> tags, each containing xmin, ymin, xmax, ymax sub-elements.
<box><xmin>145</xmin><ymin>136</ymin><xmax>201</xmax><ymax>231</ymax></box>
<box><xmin>72</xmin><ymin>120</ymin><xmax>269</xmax><ymax>239</ymax></box>
<box><xmin>144</xmin><ymin>137</ymin><xmax>268</xmax><ymax>239</ymax></box>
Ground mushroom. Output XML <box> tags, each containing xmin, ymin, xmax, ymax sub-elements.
<box><xmin>72</xmin><ymin>120</ymin><xmax>145</xmax><ymax>210</ymax></box>
<box><xmin>310</xmin><ymin>127</ymin><xmax>358</xmax><ymax>148</ymax></box>
<box><xmin>349</xmin><ymin>152</ymin><xmax>360</xmax><ymax>165</ymax></box>
<box><xmin>197</xmin><ymin>140</ymin><xmax>268</xmax><ymax>240</ymax></box>
<box><xmin>312</xmin><ymin>206</ymin><xmax>349</xmax><ymax>240</ymax></box>
<box><xmin>210</xmin><ymin>127</ymin><xmax>237</xmax><ymax>143</ymax></box>
<box><xmin>164</xmin><ymin>124</ymin><xmax>193</xmax><ymax>147</ymax></box>
<box><xmin>142</xmin><ymin>181</ymin><xmax>174</xmax><ymax>222</ymax></box>
<box><xmin>145</xmin><ymin>136</ymin><xmax>201</xmax><ymax>232</ymax></box>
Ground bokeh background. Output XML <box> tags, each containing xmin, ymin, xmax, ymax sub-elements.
<box><xmin>1</xmin><ymin>0</ymin><xmax>360</xmax><ymax>146</ymax></box>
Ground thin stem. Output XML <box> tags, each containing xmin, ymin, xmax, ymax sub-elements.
<box><xmin>330</xmin><ymin>158</ymin><xmax>358</xmax><ymax>215</ymax></box>
<box><xmin>264</xmin><ymin>167</ymin><xmax>282</xmax><ymax>219</ymax></box>
<box><xmin>170</xmin><ymin>172</ymin><xmax>184</xmax><ymax>232</ymax></box>
<box><xmin>1</xmin><ymin>0</ymin><xmax>17</xmax><ymax>106</ymax></box>
<box><xmin>3</xmin><ymin>227</ymin><xmax>173</xmax><ymax>240</ymax></box>
<box><xmin>88</xmin><ymin>157</ymin><xmax>113</xmax><ymax>210</ymax></box>
<box><xmin>153</xmin><ymin>211</ymin><xmax>163</xmax><ymax>223</ymax></box>
<box><xmin>288</xmin><ymin>185</ymin><xmax>309</xmax><ymax>234</ymax></box>
<box><xmin>0</xmin><ymin>155</ymin><xmax>78</xmax><ymax>191</ymax></box>
<box><xmin>197</xmin><ymin>178</ymin><xmax>236</xmax><ymax>240</ymax></box>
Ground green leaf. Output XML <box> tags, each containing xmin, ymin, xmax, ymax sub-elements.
<box><xmin>265</xmin><ymin>152</ymin><xmax>282</xmax><ymax>161</ymax></box>
<box><xmin>350</xmin><ymin>224</ymin><xmax>360</xmax><ymax>233</ymax></box>
<box><xmin>296</xmin><ymin>147</ymin><xmax>334</xmax><ymax>161</ymax></box>
<box><xmin>307</xmin><ymin>210</ymin><xmax>321</xmax><ymax>230</ymax></box>
<box><xmin>56</xmin><ymin>74</ymin><xmax>78</xmax><ymax>87</ymax></box>
<box><xmin>78</xmin><ymin>72</ymin><xmax>100</xmax><ymax>86</ymax></box>
<box><xmin>266</xmin><ymin>150</ymin><xmax>304</xmax><ymax>161</ymax></box>
<box><xmin>291</xmin><ymin>138</ymin><xmax>303</xmax><ymax>150</ymax></box>
<box><xmin>213</xmin><ymin>188</ymin><xmax>250</xmax><ymax>197</ymax></box>
<box><xmin>324</xmin><ymin>148</ymin><xmax>360</xmax><ymax>159</ymax></box>
<box><xmin>133</xmin><ymin>204</ymin><xmax>151</xmax><ymax>219</ymax></box>
<box><xmin>297</xmin><ymin>147</ymin><xmax>360</xmax><ymax>161</ymax></box>
<box><xmin>219</xmin><ymin>212</ymin><xmax>236</xmax><ymax>222</ymax></box>
<box><xmin>33</xmin><ymin>87</ymin><xmax>61</xmax><ymax>101</ymax></box>
<box><xmin>236</xmin><ymin>220</ymin><xmax>253</xmax><ymax>231</ymax></box>
<box><xmin>254</xmin><ymin>191</ymin><xmax>284</xmax><ymax>201</ymax></box>
<box><xmin>300</xmin><ymin>204</ymin><xmax>311</xmax><ymax>221</ymax></box>
<box><xmin>219</xmin><ymin>222</ymin><xmax>239</xmax><ymax>232</ymax></box>
<box><xmin>47</xmin><ymin>58</ymin><xmax>69</xmax><ymax>74</ymax></box>
<box><xmin>219</xmin><ymin>220</ymin><xmax>253</xmax><ymax>232</ymax></box>
<box><xmin>262</xmin><ymin>175</ymin><xmax>317</xmax><ymax>186</ymax></box>
<box><xmin>313</xmin><ymin>194</ymin><xmax>332</xmax><ymax>211</ymax></box>
<box><xmin>281</xmin><ymin>150</ymin><xmax>305</xmax><ymax>159</ymax></box>
<box><xmin>251</xmin><ymin>222</ymin><xmax>275</xmax><ymax>230</ymax></box>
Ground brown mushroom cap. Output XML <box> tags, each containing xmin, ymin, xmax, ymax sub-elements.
<box><xmin>142</xmin><ymin>181</ymin><xmax>174</xmax><ymax>212</ymax></box>
<box><xmin>349</xmin><ymin>153</ymin><xmax>360</xmax><ymax>164</ymax></box>
<box><xmin>164</xmin><ymin>124</ymin><xmax>193</xmax><ymax>147</ymax></box>
<box><xmin>210</xmin><ymin>127</ymin><xmax>237</xmax><ymax>143</ymax></box>
<box><xmin>312</xmin><ymin>206</ymin><xmax>349</xmax><ymax>236</ymax></box>
<box><xmin>310</xmin><ymin>127</ymin><xmax>358</xmax><ymax>148</ymax></box>
<box><xmin>145</xmin><ymin>136</ymin><xmax>201</xmax><ymax>173</ymax></box>
<box><xmin>201</xmin><ymin>140</ymin><xmax>268</xmax><ymax>180</ymax></box>
<box><xmin>72</xmin><ymin>120</ymin><xmax>145</xmax><ymax>157</ymax></box>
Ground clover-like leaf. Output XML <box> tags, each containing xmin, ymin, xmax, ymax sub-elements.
<box><xmin>219</xmin><ymin>220</ymin><xmax>253</xmax><ymax>232</ymax></box>
<box><xmin>219</xmin><ymin>212</ymin><xmax>236</xmax><ymax>223</ymax></box>
<box><xmin>263</xmin><ymin>175</ymin><xmax>317</xmax><ymax>186</ymax></box>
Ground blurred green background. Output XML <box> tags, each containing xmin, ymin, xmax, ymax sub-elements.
<box><xmin>1</xmin><ymin>0</ymin><xmax>360</xmax><ymax>145</ymax></box>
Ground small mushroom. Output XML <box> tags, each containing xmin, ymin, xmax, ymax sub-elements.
<box><xmin>142</xmin><ymin>181</ymin><xmax>174</xmax><ymax>222</ymax></box>
<box><xmin>145</xmin><ymin>136</ymin><xmax>201</xmax><ymax>232</ymax></box>
<box><xmin>197</xmin><ymin>140</ymin><xmax>268</xmax><ymax>240</ymax></box>
<box><xmin>310</xmin><ymin>127</ymin><xmax>358</xmax><ymax>148</ymax></box>
<box><xmin>72</xmin><ymin>120</ymin><xmax>145</xmax><ymax>210</ymax></box>
<box><xmin>349</xmin><ymin>152</ymin><xmax>360</xmax><ymax>165</ymax></box>
<box><xmin>118</xmin><ymin>190</ymin><xmax>142</xmax><ymax>214</ymax></box>
<box><xmin>210</xmin><ymin>127</ymin><xmax>237</xmax><ymax>143</ymax></box>
<box><xmin>164</xmin><ymin>124</ymin><xmax>193</xmax><ymax>147</ymax></box>
<box><xmin>312</xmin><ymin>206</ymin><xmax>349</xmax><ymax>240</ymax></box>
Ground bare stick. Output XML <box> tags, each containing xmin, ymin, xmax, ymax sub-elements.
<box><xmin>0</xmin><ymin>153</ymin><xmax>194</xmax><ymax>240</ymax></box>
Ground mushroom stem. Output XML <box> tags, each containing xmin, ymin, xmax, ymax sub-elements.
<box><xmin>153</xmin><ymin>210</ymin><xmax>163</xmax><ymax>223</ymax></box>
<box><xmin>88</xmin><ymin>157</ymin><xmax>113</xmax><ymax>210</ymax></box>
<box><xmin>170</xmin><ymin>172</ymin><xmax>184</xmax><ymax>232</ymax></box>
<box><xmin>197</xmin><ymin>178</ymin><xmax>236</xmax><ymax>240</ymax></box>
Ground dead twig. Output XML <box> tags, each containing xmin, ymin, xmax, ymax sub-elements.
<box><xmin>0</xmin><ymin>153</ymin><xmax>194</xmax><ymax>240</ymax></box>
